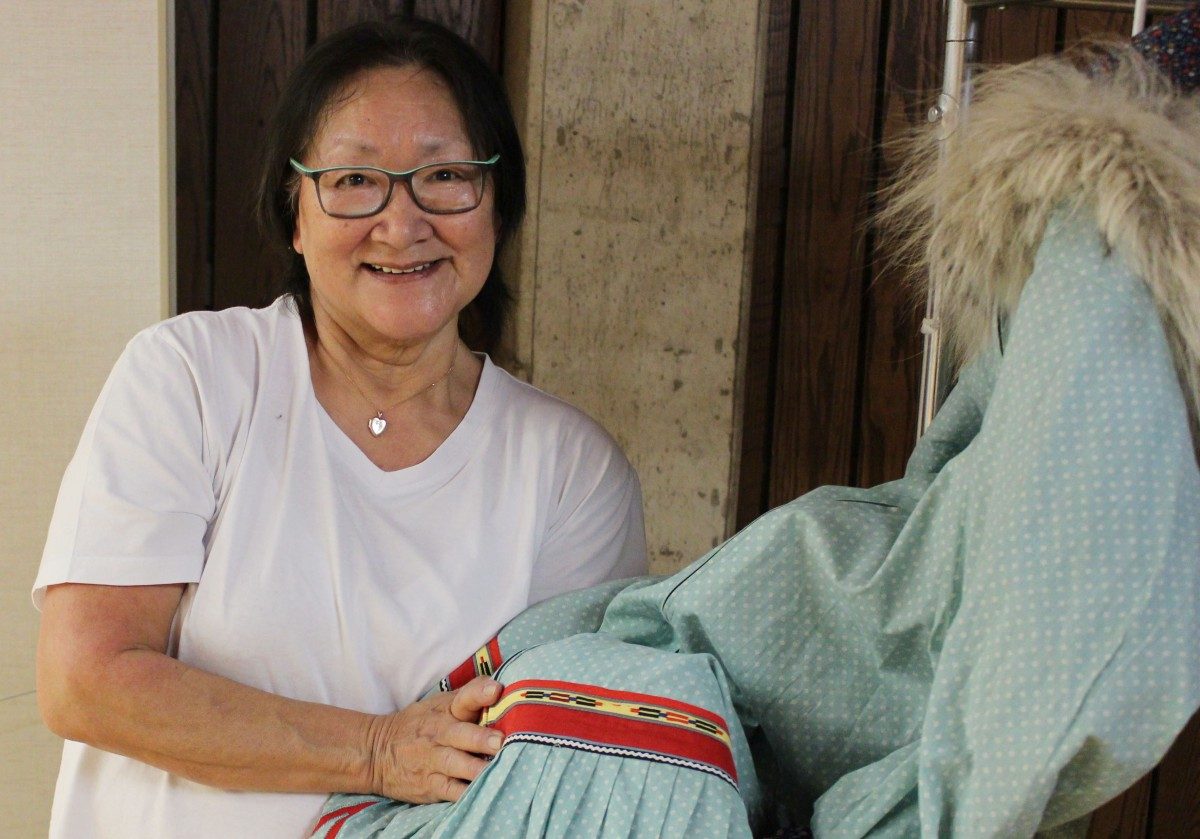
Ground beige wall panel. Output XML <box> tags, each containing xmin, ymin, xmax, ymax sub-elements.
<box><xmin>0</xmin><ymin>1</ymin><xmax>171</xmax><ymax>832</ymax></box>
<box><xmin>0</xmin><ymin>695</ymin><xmax>63</xmax><ymax>838</ymax></box>
<box><xmin>514</xmin><ymin>2</ymin><xmax>761</xmax><ymax>573</ymax></box>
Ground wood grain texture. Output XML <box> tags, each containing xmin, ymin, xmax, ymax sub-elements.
<box><xmin>414</xmin><ymin>0</ymin><xmax>504</xmax><ymax>69</ymax></box>
<box><xmin>211</xmin><ymin>0</ymin><xmax>308</xmax><ymax>310</ymax></box>
<box><xmin>317</xmin><ymin>0</ymin><xmax>408</xmax><ymax>39</ymax></box>
<box><xmin>1061</xmin><ymin>9</ymin><xmax>1134</xmax><ymax>43</ymax></box>
<box><xmin>175</xmin><ymin>0</ymin><xmax>215</xmax><ymax>313</ymax></box>
<box><xmin>853</xmin><ymin>0</ymin><xmax>942</xmax><ymax>489</ymax></box>
<box><xmin>978</xmin><ymin>5</ymin><xmax>1058</xmax><ymax>64</ymax></box>
<box><xmin>736</xmin><ymin>0</ymin><xmax>792</xmax><ymax>530</ymax></box>
<box><xmin>1087</xmin><ymin>773</ymin><xmax>1153</xmax><ymax>839</ymax></box>
<box><xmin>1149</xmin><ymin>709</ymin><xmax>1200</xmax><ymax>839</ymax></box>
<box><xmin>769</xmin><ymin>0</ymin><xmax>884</xmax><ymax>506</ymax></box>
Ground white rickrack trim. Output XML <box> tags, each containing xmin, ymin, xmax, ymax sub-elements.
<box><xmin>502</xmin><ymin>732</ymin><xmax>738</xmax><ymax>791</ymax></box>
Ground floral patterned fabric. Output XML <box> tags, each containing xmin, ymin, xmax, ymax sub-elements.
<box><xmin>1133</xmin><ymin>2</ymin><xmax>1200</xmax><ymax>91</ymax></box>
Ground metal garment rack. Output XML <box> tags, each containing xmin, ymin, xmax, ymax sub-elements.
<box><xmin>916</xmin><ymin>0</ymin><xmax>1192</xmax><ymax>436</ymax></box>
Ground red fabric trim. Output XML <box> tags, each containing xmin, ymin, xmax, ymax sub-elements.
<box><xmin>444</xmin><ymin>634</ymin><xmax>504</xmax><ymax>690</ymax></box>
<box><xmin>312</xmin><ymin>800</ymin><xmax>377</xmax><ymax>837</ymax></box>
<box><xmin>486</xmin><ymin>680</ymin><xmax>737</xmax><ymax>783</ymax></box>
<box><xmin>484</xmin><ymin>637</ymin><xmax>503</xmax><ymax>674</ymax></box>
<box><xmin>497</xmin><ymin>679</ymin><xmax>729</xmax><ymax>728</ymax></box>
<box><xmin>445</xmin><ymin>656</ymin><xmax>478</xmax><ymax>691</ymax></box>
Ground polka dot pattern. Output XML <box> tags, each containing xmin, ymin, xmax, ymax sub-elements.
<box><xmin>320</xmin><ymin>635</ymin><xmax>758</xmax><ymax>838</ymax></box>
<box><xmin>603</xmin><ymin>211</ymin><xmax>1199</xmax><ymax>836</ymax></box>
<box><xmin>316</xmin><ymin>210</ymin><xmax>1199</xmax><ymax>837</ymax></box>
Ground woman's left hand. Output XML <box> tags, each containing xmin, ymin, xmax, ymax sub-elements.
<box><xmin>365</xmin><ymin>675</ymin><xmax>504</xmax><ymax>803</ymax></box>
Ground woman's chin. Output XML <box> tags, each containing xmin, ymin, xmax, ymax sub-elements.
<box><xmin>360</xmin><ymin>308</ymin><xmax>461</xmax><ymax>352</ymax></box>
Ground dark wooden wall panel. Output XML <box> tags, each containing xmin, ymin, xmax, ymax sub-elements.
<box><xmin>1062</xmin><ymin>9</ymin><xmax>1134</xmax><ymax>41</ymax></box>
<box><xmin>979</xmin><ymin>6</ymin><xmax>1058</xmax><ymax>63</ymax></box>
<box><xmin>175</xmin><ymin>0</ymin><xmax>215</xmax><ymax>313</ymax></box>
<box><xmin>414</xmin><ymin>0</ymin><xmax>504</xmax><ymax>68</ymax></box>
<box><xmin>854</xmin><ymin>0</ymin><xmax>942</xmax><ymax>488</ymax></box>
<box><xmin>211</xmin><ymin>0</ymin><xmax>308</xmax><ymax>310</ymax></box>
<box><xmin>1089</xmin><ymin>775</ymin><xmax>1154</xmax><ymax>838</ymax></box>
<box><xmin>317</xmin><ymin>0</ymin><xmax>406</xmax><ymax>38</ymax></box>
<box><xmin>1151</xmin><ymin>711</ymin><xmax>1200</xmax><ymax>837</ymax></box>
<box><xmin>768</xmin><ymin>1</ymin><xmax>884</xmax><ymax>506</ymax></box>
<box><xmin>736</xmin><ymin>0</ymin><xmax>793</xmax><ymax>529</ymax></box>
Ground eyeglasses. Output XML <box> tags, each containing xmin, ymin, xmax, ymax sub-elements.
<box><xmin>289</xmin><ymin>154</ymin><xmax>499</xmax><ymax>218</ymax></box>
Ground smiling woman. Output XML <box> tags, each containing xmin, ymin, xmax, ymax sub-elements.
<box><xmin>32</xmin><ymin>17</ymin><xmax>646</xmax><ymax>838</ymax></box>
<box><xmin>290</xmin><ymin>65</ymin><xmax>501</xmax><ymax>464</ymax></box>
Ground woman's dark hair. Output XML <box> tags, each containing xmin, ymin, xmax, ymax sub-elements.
<box><xmin>255</xmin><ymin>17</ymin><xmax>525</xmax><ymax>353</ymax></box>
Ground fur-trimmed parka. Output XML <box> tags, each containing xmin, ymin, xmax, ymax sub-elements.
<box><xmin>881</xmin><ymin>42</ymin><xmax>1200</xmax><ymax>447</ymax></box>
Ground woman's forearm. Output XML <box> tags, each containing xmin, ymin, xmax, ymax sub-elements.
<box><xmin>44</xmin><ymin>646</ymin><xmax>380</xmax><ymax>792</ymax></box>
<box><xmin>37</xmin><ymin>582</ymin><xmax>502</xmax><ymax>802</ymax></box>
<box><xmin>37</xmin><ymin>583</ymin><xmax>378</xmax><ymax>793</ymax></box>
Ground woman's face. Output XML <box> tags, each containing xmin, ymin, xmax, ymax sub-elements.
<box><xmin>292</xmin><ymin>65</ymin><xmax>496</xmax><ymax>355</ymax></box>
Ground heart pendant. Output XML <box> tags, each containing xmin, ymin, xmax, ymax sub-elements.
<box><xmin>368</xmin><ymin>415</ymin><xmax>387</xmax><ymax>437</ymax></box>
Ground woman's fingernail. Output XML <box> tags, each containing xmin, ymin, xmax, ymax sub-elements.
<box><xmin>488</xmin><ymin>732</ymin><xmax>504</xmax><ymax>750</ymax></box>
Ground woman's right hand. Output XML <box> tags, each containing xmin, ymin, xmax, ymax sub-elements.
<box><xmin>38</xmin><ymin>582</ymin><xmax>505</xmax><ymax>801</ymax></box>
<box><xmin>367</xmin><ymin>675</ymin><xmax>505</xmax><ymax>803</ymax></box>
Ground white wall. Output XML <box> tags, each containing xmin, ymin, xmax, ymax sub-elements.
<box><xmin>0</xmin><ymin>1</ymin><xmax>172</xmax><ymax>834</ymax></box>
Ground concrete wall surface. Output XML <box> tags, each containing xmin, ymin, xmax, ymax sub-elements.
<box><xmin>506</xmin><ymin>1</ymin><xmax>763</xmax><ymax>572</ymax></box>
<box><xmin>0</xmin><ymin>1</ymin><xmax>172</xmax><ymax>835</ymax></box>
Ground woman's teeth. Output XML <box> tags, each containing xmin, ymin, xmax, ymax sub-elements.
<box><xmin>370</xmin><ymin>261</ymin><xmax>433</xmax><ymax>275</ymax></box>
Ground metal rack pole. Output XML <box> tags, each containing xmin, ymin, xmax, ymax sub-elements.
<box><xmin>917</xmin><ymin>0</ymin><xmax>1168</xmax><ymax>436</ymax></box>
<box><xmin>962</xmin><ymin>0</ymin><xmax>1188</xmax><ymax>11</ymax></box>
<box><xmin>1133</xmin><ymin>0</ymin><xmax>1151</xmax><ymax>33</ymax></box>
<box><xmin>917</xmin><ymin>0</ymin><xmax>980</xmax><ymax>437</ymax></box>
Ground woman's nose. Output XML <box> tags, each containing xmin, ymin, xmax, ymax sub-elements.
<box><xmin>370</xmin><ymin>181</ymin><xmax>434</xmax><ymax>243</ymax></box>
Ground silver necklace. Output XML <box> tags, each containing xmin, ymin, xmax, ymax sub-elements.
<box><xmin>320</xmin><ymin>343</ymin><xmax>456</xmax><ymax>437</ymax></box>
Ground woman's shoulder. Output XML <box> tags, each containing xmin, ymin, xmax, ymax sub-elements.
<box><xmin>482</xmin><ymin>360</ymin><xmax>627</xmax><ymax>456</ymax></box>
<box><xmin>133</xmin><ymin>297</ymin><xmax>295</xmax><ymax>350</ymax></box>
<box><xmin>124</xmin><ymin>297</ymin><xmax>300</xmax><ymax>373</ymax></box>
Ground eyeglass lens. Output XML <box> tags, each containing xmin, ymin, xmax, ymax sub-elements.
<box><xmin>315</xmin><ymin>162</ymin><xmax>487</xmax><ymax>217</ymax></box>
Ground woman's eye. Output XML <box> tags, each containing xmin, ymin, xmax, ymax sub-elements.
<box><xmin>332</xmin><ymin>171</ymin><xmax>371</xmax><ymax>189</ymax></box>
<box><xmin>429</xmin><ymin>167</ymin><xmax>465</xmax><ymax>182</ymax></box>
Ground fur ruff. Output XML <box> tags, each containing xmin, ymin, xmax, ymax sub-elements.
<box><xmin>879</xmin><ymin>43</ymin><xmax>1200</xmax><ymax>440</ymax></box>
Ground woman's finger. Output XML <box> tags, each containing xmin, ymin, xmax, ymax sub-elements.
<box><xmin>438</xmin><ymin>717</ymin><xmax>504</xmax><ymax>757</ymax></box>
<box><xmin>434</xmin><ymin>742</ymin><xmax>491</xmax><ymax>783</ymax></box>
<box><xmin>432</xmin><ymin>775</ymin><xmax>469</xmax><ymax>803</ymax></box>
<box><xmin>448</xmin><ymin>676</ymin><xmax>502</xmax><ymax>722</ymax></box>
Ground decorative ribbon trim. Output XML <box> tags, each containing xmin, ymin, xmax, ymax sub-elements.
<box><xmin>440</xmin><ymin>635</ymin><xmax>503</xmax><ymax>692</ymax></box>
<box><xmin>481</xmin><ymin>678</ymin><xmax>739</xmax><ymax>789</ymax></box>
<box><xmin>311</xmin><ymin>800</ymin><xmax>380</xmax><ymax>839</ymax></box>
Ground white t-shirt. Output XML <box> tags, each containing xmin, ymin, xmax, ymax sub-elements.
<box><xmin>34</xmin><ymin>297</ymin><xmax>647</xmax><ymax>838</ymax></box>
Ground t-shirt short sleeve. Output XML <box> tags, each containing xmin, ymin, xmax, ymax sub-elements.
<box><xmin>527</xmin><ymin>425</ymin><xmax>648</xmax><ymax>604</ymax></box>
<box><xmin>33</xmin><ymin>327</ymin><xmax>217</xmax><ymax>607</ymax></box>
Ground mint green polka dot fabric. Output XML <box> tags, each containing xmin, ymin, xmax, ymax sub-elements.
<box><xmin>319</xmin><ymin>635</ymin><xmax>759</xmax><ymax>838</ymax></box>
<box><xmin>316</xmin><ymin>209</ymin><xmax>1199</xmax><ymax>838</ymax></box>
<box><xmin>605</xmin><ymin>210</ymin><xmax>1200</xmax><ymax>836</ymax></box>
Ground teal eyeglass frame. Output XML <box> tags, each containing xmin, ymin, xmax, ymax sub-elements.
<box><xmin>288</xmin><ymin>154</ymin><xmax>501</xmax><ymax>218</ymax></box>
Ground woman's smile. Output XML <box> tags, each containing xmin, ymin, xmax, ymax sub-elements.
<box><xmin>291</xmin><ymin>64</ymin><xmax>497</xmax><ymax>356</ymax></box>
<box><xmin>365</xmin><ymin>259</ymin><xmax>440</xmax><ymax>276</ymax></box>
<box><xmin>362</xmin><ymin>258</ymin><xmax>446</xmax><ymax>282</ymax></box>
